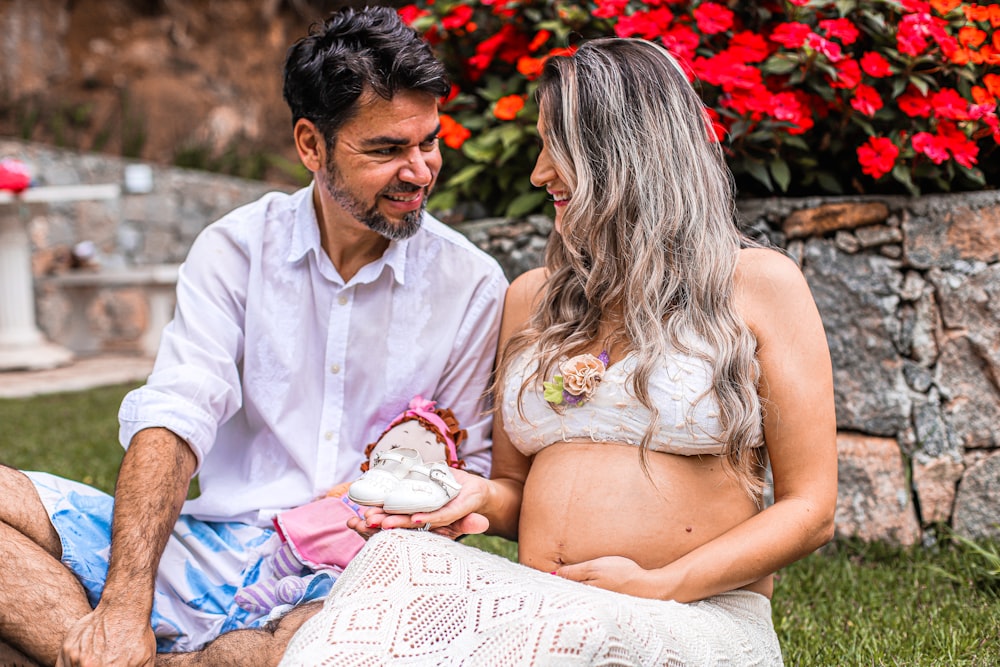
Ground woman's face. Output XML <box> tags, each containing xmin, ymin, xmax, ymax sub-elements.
<box><xmin>530</xmin><ymin>108</ymin><xmax>571</xmax><ymax>233</ymax></box>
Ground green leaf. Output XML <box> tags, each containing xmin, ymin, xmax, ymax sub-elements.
<box><xmin>497</xmin><ymin>123</ymin><xmax>524</xmax><ymax>149</ymax></box>
<box><xmin>427</xmin><ymin>190</ymin><xmax>458</xmax><ymax>214</ymax></box>
<box><xmin>815</xmin><ymin>171</ymin><xmax>844</xmax><ymax>194</ymax></box>
<box><xmin>744</xmin><ymin>160</ymin><xmax>774</xmax><ymax>191</ymax></box>
<box><xmin>891</xmin><ymin>164</ymin><xmax>920</xmax><ymax>195</ymax></box>
<box><xmin>543</xmin><ymin>377</ymin><xmax>564</xmax><ymax>405</ymax></box>
<box><xmin>445</xmin><ymin>163</ymin><xmax>487</xmax><ymax>188</ymax></box>
<box><xmin>770</xmin><ymin>158</ymin><xmax>791</xmax><ymax>192</ymax></box>
<box><xmin>908</xmin><ymin>75</ymin><xmax>930</xmax><ymax>96</ymax></box>
<box><xmin>461</xmin><ymin>135</ymin><xmax>501</xmax><ymax>163</ymax></box>
<box><xmin>505</xmin><ymin>189</ymin><xmax>549</xmax><ymax>218</ymax></box>
<box><xmin>782</xmin><ymin>136</ymin><xmax>810</xmax><ymax>151</ymax></box>
<box><xmin>762</xmin><ymin>56</ymin><xmax>799</xmax><ymax>75</ymax></box>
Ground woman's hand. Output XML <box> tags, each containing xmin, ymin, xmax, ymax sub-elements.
<box><xmin>347</xmin><ymin>469</ymin><xmax>493</xmax><ymax>540</ymax></box>
<box><xmin>555</xmin><ymin>556</ymin><xmax>662</xmax><ymax>599</ymax></box>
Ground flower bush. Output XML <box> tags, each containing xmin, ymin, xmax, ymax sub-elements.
<box><xmin>399</xmin><ymin>0</ymin><xmax>1000</xmax><ymax>219</ymax></box>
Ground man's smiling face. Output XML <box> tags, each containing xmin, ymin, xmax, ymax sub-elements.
<box><xmin>318</xmin><ymin>89</ymin><xmax>443</xmax><ymax>241</ymax></box>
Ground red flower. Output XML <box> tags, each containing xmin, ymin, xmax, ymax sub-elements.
<box><xmin>729</xmin><ymin>31</ymin><xmax>771</xmax><ymax>63</ymax></box>
<box><xmin>493</xmin><ymin>94</ymin><xmax>526</xmax><ymax>121</ymax></box>
<box><xmin>441</xmin><ymin>5</ymin><xmax>473</xmax><ymax>30</ymax></box>
<box><xmin>397</xmin><ymin>4</ymin><xmax>429</xmax><ymax>25</ymax></box>
<box><xmin>965</xmin><ymin>4</ymin><xmax>1000</xmax><ymax>27</ymax></box>
<box><xmin>693</xmin><ymin>3</ymin><xmax>734</xmax><ymax>35</ymax></box>
<box><xmin>615</xmin><ymin>8</ymin><xmax>673</xmax><ymax>40</ymax></box>
<box><xmin>860</xmin><ymin>52</ymin><xmax>893</xmax><ymax>77</ymax></box>
<box><xmin>705</xmin><ymin>108</ymin><xmax>726</xmax><ymax>143</ymax></box>
<box><xmin>827</xmin><ymin>59</ymin><xmax>862</xmax><ymax>89</ymax></box>
<box><xmin>857</xmin><ymin>137</ymin><xmax>898</xmax><ymax>179</ymax></box>
<box><xmin>438</xmin><ymin>114</ymin><xmax>471</xmax><ymax>150</ymax></box>
<box><xmin>661</xmin><ymin>24</ymin><xmax>701</xmax><ymax>65</ymax></box>
<box><xmin>931</xmin><ymin>88</ymin><xmax>969</xmax><ymax>120</ymax></box>
<box><xmin>517</xmin><ymin>55</ymin><xmax>545</xmax><ymax>79</ymax></box>
<box><xmin>959</xmin><ymin>26</ymin><xmax>988</xmax><ymax>49</ymax></box>
<box><xmin>986</xmin><ymin>73</ymin><xmax>1000</xmax><ymax>99</ymax></box>
<box><xmin>693</xmin><ymin>52</ymin><xmax>762</xmax><ymax>92</ymax></box>
<box><xmin>930</xmin><ymin>0</ymin><xmax>961</xmax><ymax>14</ymax></box>
<box><xmin>818</xmin><ymin>18</ymin><xmax>860</xmax><ymax>46</ymax></box>
<box><xmin>897</xmin><ymin>86</ymin><xmax>933</xmax><ymax>117</ymax></box>
<box><xmin>938</xmin><ymin>122</ymin><xmax>979</xmax><ymax>168</ymax></box>
<box><xmin>594</xmin><ymin>0</ymin><xmax>629</xmax><ymax>19</ymax></box>
<box><xmin>768</xmin><ymin>91</ymin><xmax>814</xmax><ymax>134</ymax></box>
<box><xmin>770</xmin><ymin>22</ymin><xmax>812</xmax><ymax>49</ymax></box>
<box><xmin>851</xmin><ymin>84</ymin><xmax>883</xmax><ymax>117</ymax></box>
<box><xmin>529</xmin><ymin>30</ymin><xmax>551</xmax><ymax>52</ymax></box>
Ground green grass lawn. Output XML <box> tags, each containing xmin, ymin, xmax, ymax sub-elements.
<box><xmin>2</xmin><ymin>383</ymin><xmax>999</xmax><ymax>665</ymax></box>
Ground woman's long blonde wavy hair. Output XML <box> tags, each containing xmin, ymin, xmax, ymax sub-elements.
<box><xmin>495</xmin><ymin>37</ymin><xmax>767</xmax><ymax>498</ymax></box>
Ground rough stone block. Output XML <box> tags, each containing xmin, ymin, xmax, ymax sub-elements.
<box><xmin>953</xmin><ymin>451</ymin><xmax>1000</xmax><ymax>540</ymax></box>
<box><xmin>783</xmin><ymin>201</ymin><xmax>890</xmax><ymax>239</ymax></box>
<box><xmin>904</xmin><ymin>201</ymin><xmax>1000</xmax><ymax>268</ymax></box>
<box><xmin>912</xmin><ymin>453</ymin><xmax>964</xmax><ymax>524</ymax></box>
<box><xmin>835</xmin><ymin>433</ymin><xmax>920</xmax><ymax>545</ymax></box>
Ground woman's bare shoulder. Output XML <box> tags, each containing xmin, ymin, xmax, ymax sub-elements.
<box><xmin>499</xmin><ymin>267</ymin><xmax>548</xmax><ymax>340</ymax></box>
<box><xmin>734</xmin><ymin>247</ymin><xmax>816</xmax><ymax>333</ymax></box>
<box><xmin>507</xmin><ymin>268</ymin><xmax>548</xmax><ymax>309</ymax></box>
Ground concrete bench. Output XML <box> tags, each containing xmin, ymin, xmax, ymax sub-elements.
<box><xmin>38</xmin><ymin>264</ymin><xmax>179</xmax><ymax>358</ymax></box>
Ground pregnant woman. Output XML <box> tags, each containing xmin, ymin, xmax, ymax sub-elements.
<box><xmin>281</xmin><ymin>37</ymin><xmax>837</xmax><ymax>666</ymax></box>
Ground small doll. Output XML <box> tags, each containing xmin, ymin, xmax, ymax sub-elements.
<box><xmin>234</xmin><ymin>396</ymin><xmax>465</xmax><ymax>614</ymax></box>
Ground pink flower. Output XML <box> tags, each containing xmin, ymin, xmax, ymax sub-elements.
<box><xmin>851</xmin><ymin>84</ymin><xmax>883</xmax><ymax>116</ymax></box>
<box><xmin>912</xmin><ymin>132</ymin><xmax>950</xmax><ymax>164</ymax></box>
<box><xmin>807</xmin><ymin>33</ymin><xmax>845</xmax><ymax>62</ymax></box>
<box><xmin>857</xmin><ymin>137</ymin><xmax>899</xmax><ymax>179</ymax></box>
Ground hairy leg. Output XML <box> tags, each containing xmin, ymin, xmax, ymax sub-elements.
<box><xmin>156</xmin><ymin>601</ymin><xmax>323</xmax><ymax>667</ymax></box>
<box><xmin>0</xmin><ymin>466</ymin><xmax>95</xmax><ymax>664</ymax></box>
<box><xmin>0</xmin><ymin>638</ymin><xmax>41</xmax><ymax>666</ymax></box>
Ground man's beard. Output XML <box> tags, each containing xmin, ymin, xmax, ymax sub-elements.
<box><xmin>321</xmin><ymin>158</ymin><xmax>427</xmax><ymax>241</ymax></box>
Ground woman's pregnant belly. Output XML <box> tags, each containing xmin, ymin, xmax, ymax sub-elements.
<box><xmin>517</xmin><ymin>441</ymin><xmax>770</xmax><ymax>594</ymax></box>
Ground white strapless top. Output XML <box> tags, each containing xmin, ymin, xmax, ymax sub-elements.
<box><xmin>501</xmin><ymin>338</ymin><xmax>763</xmax><ymax>456</ymax></box>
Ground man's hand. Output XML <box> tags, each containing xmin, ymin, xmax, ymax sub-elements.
<box><xmin>56</xmin><ymin>606</ymin><xmax>156</xmax><ymax>667</ymax></box>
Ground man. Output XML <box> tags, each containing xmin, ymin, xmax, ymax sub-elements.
<box><xmin>0</xmin><ymin>6</ymin><xmax>507</xmax><ymax>666</ymax></box>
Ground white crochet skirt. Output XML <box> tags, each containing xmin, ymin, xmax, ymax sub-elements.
<box><xmin>280</xmin><ymin>530</ymin><xmax>783</xmax><ymax>666</ymax></box>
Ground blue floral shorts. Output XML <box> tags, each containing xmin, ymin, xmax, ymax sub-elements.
<box><xmin>26</xmin><ymin>471</ymin><xmax>335</xmax><ymax>652</ymax></box>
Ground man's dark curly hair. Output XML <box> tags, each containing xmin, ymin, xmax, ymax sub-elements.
<box><xmin>282</xmin><ymin>5</ymin><xmax>450</xmax><ymax>143</ymax></box>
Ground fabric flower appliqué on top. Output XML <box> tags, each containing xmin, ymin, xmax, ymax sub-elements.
<box><xmin>543</xmin><ymin>351</ymin><xmax>609</xmax><ymax>406</ymax></box>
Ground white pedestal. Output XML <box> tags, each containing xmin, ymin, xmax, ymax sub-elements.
<box><xmin>0</xmin><ymin>184</ymin><xmax>120</xmax><ymax>371</ymax></box>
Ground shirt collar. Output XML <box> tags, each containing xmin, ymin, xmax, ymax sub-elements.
<box><xmin>287</xmin><ymin>181</ymin><xmax>409</xmax><ymax>286</ymax></box>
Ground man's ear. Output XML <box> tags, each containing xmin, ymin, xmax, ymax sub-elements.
<box><xmin>293</xmin><ymin>118</ymin><xmax>325</xmax><ymax>173</ymax></box>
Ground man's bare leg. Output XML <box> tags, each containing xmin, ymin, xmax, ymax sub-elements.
<box><xmin>0</xmin><ymin>639</ymin><xmax>41</xmax><ymax>666</ymax></box>
<box><xmin>0</xmin><ymin>466</ymin><xmax>95</xmax><ymax>664</ymax></box>
<box><xmin>157</xmin><ymin>601</ymin><xmax>322</xmax><ymax>667</ymax></box>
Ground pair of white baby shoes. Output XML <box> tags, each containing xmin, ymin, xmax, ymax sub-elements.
<box><xmin>347</xmin><ymin>448</ymin><xmax>462</xmax><ymax>514</ymax></box>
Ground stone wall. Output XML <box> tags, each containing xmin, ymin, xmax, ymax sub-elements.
<box><xmin>3</xmin><ymin>138</ymin><xmax>998</xmax><ymax>545</ymax></box>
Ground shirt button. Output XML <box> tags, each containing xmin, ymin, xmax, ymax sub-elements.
<box><xmin>330</xmin><ymin>364</ymin><xmax>341</xmax><ymax>374</ymax></box>
<box><xmin>338</xmin><ymin>296</ymin><xmax>348</xmax><ymax>305</ymax></box>
<box><xmin>324</xmin><ymin>431</ymin><xmax>333</xmax><ymax>441</ymax></box>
